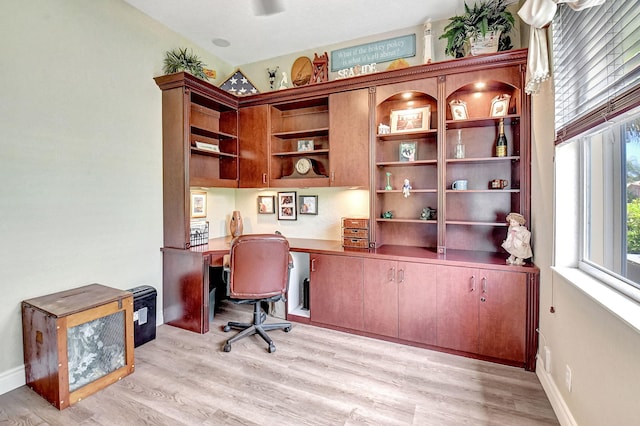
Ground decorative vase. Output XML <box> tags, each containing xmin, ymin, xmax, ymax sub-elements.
<box><xmin>469</xmin><ymin>30</ymin><xmax>501</xmax><ymax>56</ymax></box>
<box><xmin>229</xmin><ymin>211</ymin><xmax>243</xmax><ymax>237</ymax></box>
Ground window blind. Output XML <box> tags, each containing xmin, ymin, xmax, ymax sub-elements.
<box><xmin>553</xmin><ymin>0</ymin><xmax>640</xmax><ymax>143</ymax></box>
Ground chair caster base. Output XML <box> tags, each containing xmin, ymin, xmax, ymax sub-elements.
<box><xmin>268</xmin><ymin>344</ymin><xmax>276</xmax><ymax>353</ymax></box>
<box><xmin>223</xmin><ymin>343</ymin><xmax>231</xmax><ymax>352</ymax></box>
<box><xmin>223</xmin><ymin>325</ymin><xmax>231</xmax><ymax>332</ymax></box>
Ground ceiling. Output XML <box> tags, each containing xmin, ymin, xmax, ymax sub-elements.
<box><xmin>123</xmin><ymin>0</ymin><xmax>471</xmax><ymax>66</ymax></box>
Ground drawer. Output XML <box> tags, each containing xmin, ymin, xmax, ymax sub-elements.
<box><xmin>342</xmin><ymin>237</ymin><xmax>369</xmax><ymax>249</ymax></box>
<box><xmin>342</xmin><ymin>218</ymin><xmax>369</xmax><ymax>229</ymax></box>
<box><xmin>343</xmin><ymin>228</ymin><xmax>369</xmax><ymax>239</ymax></box>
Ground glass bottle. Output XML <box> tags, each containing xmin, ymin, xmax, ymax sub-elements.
<box><xmin>496</xmin><ymin>119</ymin><xmax>507</xmax><ymax>157</ymax></box>
<box><xmin>454</xmin><ymin>129</ymin><xmax>465</xmax><ymax>159</ymax></box>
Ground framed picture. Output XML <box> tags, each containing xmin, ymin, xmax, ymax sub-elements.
<box><xmin>390</xmin><ymin>106</ymin><xmax>430</xmax><ymax>133</ymax></box>
<box><xmin>257</xmin><ymin>195</ymin><xmax>275</xmax><ymax>214</ymax></box>
<box><xmin>299</xmin><ymin>195</ymin><xmax>318</xmax><ymax>215</ymax></box>
<box><xmin>399</xmin><ymin>141</ymin><xmax>417</xmax><ymax>162</ymax></box>
<box><xmin>277</xmin><ymin>191</ymin><xmax>297</xmax><ymax>220</ymax></box>
<box><xmin>297</xmin><ymin>139</ymin><xmax>314</xmax><ymax>151</ymax></box>
<box><xmin>449</xmin><ymin>99</ymin><xmax>468</xmax><ymax>120</ymax></box>
<box><xmin>190</xmin><ymin>191</ymin><xmax>206</xmax><ymax>218</ymax></box>
<box><xmin>490</xmin><ymin>94</ymin><xmax>511</xmax><ymax>117</ymax></box>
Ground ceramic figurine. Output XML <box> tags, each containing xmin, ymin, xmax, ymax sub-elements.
<box><xmin>501</xmin><ymin>212</ymin><xmax>533</xmax><ymax>265</ymax></box>
<box><xmin>402</xmin><ymin>178</ymin><xmax>412</xmax><ymax>198</ymax></box>
<box><xmin>420</xmin><ymin>207</ymin><xmax>436</xmax><ymax>220</ymax></box>
<box><xmin>279</xmin><ymin>71</ymin><xmax>289</xmax><ymax>90</ymax></box>
<box><xmin>267</xmin><ymin>67</ymin><xmax>279</xmax><ymax>90</ymax></box>
<box><xmin>385</xmin><ymin>172</ymin><xmax>392</xmax><ymax>191</ymax></box>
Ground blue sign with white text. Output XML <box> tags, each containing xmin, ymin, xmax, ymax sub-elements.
<box><xmin>331</xmin><ymin>34</ymin><xmax>416</xmax><ymax>72</ymax></box>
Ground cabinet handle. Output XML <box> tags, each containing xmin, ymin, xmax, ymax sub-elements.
<box><xmin>398</xmin><ymin>268</ymin><xmax>405</xmax><ymax>283</ymax></box>
<box><xmin>470</xmin><ymin>275</ymin><xmax>476</xmax><ymax>292</ymax></box>
<box><xmin>482</xmin><ymin>276</ymin><xmax>487</xmax><ymax>293</ymax></box>
<box><xmin>388</xmin><ymin>267</ymin><xmax>395</xmax><ymax>282</ymax></box>
<box><xmin>311</xmin><ymin>258</ymin><xmax>316</xmax><ymax>272</ymax></box>
<box><xmin>331</xmin><ymin>171</ymin><xmax>335</xmax><ymax>182</ymax></box>
<box><xmin>262</xmin><ymin>173</ymin><xmax>267</xmax><ymax>184</ymax></box>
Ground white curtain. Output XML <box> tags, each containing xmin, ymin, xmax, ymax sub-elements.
<box><xmin>518</xmin><ymin>0</ymin><xmax>606</xmax><ymax>94</ymax></box>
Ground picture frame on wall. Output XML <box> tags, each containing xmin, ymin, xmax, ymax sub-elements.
<box><xmin>257</xmin><ymin>195</ymin><xmax>275</xmax><ymax>214</ymax></box>
<box><xmin>277</xmin><ymin>191</ymin><xmax>297</xmax><ymax>220</ymax></box>
<box><xmin>490</xmin><ymin>94</ymin><xmax>511</xmax><ymax>117</ymax></box>
<box><xmin>299</xmin><ymin>195</ymin><xmax>318</xmax><ymax>215</ymax></box>
<box><xmin>449</xmin><ymin>99</ymin><xmax>468</xmax><ymax>120</ymax></box>
<box><xmin>399</xmin><ymin>141</ymin><xmax>417</xmax><ymax>162</ymax></box>
<box><xmin>190</xmin><ymin>191</ymin><xmax>207</xmax><ymax>218</ymax></box>
<box><xmin>390</xmin><ymin>106</ymin><xmax>430</xmax><ymax>133</ymax></box>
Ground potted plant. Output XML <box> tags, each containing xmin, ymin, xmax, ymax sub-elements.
<box><xmin>163</xmin><ymin>48</ymin><xmax>209</xmax><ymax>80</ymax></box>
<box><xmin>440</xmin><ymin>0</ymin><xmax>515</xmax><ymax>58</ymax></box>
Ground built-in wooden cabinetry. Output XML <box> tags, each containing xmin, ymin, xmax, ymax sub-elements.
<box><xmin>155</xmin><ymin>50</ymin><xmax>539</xmax><ymax>370</ymax></box>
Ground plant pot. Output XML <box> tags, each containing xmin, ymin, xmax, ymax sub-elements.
<box><xmin>469</xmin><ymin>30</ymin><xmax>502</xmax><ymax>56</ymax></box>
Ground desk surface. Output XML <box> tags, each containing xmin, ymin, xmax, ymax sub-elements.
<box><xmin>186</xmin><ymin>236</ymin><xmax>538</xmax><ymax>272</ymax></box>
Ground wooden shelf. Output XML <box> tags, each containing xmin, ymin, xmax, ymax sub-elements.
<box><xmin>445</xmin><ymin>115</ymin><xmax>520</xmax><ymax>129</ymax></box>
<box><xmin>272</xmin><ymin>127</ymin><xmax>329</xmax><ymax>139</ymax></box>
<box><xmin>376</xmin><ymin>159</ymin><xmax>437</xmax><ymax>167</ymax></box>
<box><xmin>377</xmin><ymin>129</ymin><xmax>437</xmax><ymax>141</ymax></box>
<box><xmin>446</xmin><ymin>156</ymin><xmax>520</xmax><ymax>164</ymax></box>
<box><xmin>376</xmin><ymin>218</ymin><xmax>437</xmax><ymax>224</ymax></box>
<box><xmin>446</xmin><ymin>220</ymin><xmax>509</xmax><ymax>227</ymax></box>
<box><xmin>376</xmin><ymin>189</ymin><xmax>437</xmax><ymax>193</ymax></box>
<box><xmin>272</xmin><ymin>149</ymin><xmax>330</xmax><ymax>157</ymax></box>
<box><xmin>191</xmin><ymin>147</ymin><xmax>238</xmax><ymax>158</ymax></box>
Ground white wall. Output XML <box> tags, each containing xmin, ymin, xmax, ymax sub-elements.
<box><xmin>0</xmin><ymin>0</ymin><xmax>232</xmax><ymax>393</ymax></box>
<box><xmin>530</xmin><ymin>75</ymin><xmax>640</xmax><ymax>424</ymax></box>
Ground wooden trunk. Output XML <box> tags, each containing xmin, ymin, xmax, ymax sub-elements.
<box><xmin>21</xmin><ymin>284</ymin><xmax>134</xmax><ymax>410</ymax></box>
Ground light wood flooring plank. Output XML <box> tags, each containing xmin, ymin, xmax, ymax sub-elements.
<box><xmin>0</xmin><ymin>302</ymin><xmax>558</xmax><ymax>425</ymax></box>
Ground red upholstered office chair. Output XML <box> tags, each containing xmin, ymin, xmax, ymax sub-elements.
<box><xmin>222</xmin><ymin>234</ymin><xmax>293</xmax><ymax>353</ymax></box>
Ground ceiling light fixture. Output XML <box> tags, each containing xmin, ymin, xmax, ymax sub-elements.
<box><xmin>212</xmin><ymin>38</ymin><xmax>231</xmax><ymax>48</ymax></box>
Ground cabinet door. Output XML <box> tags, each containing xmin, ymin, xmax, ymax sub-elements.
<box><xmin>329</xmin><ymin>89</ymin><xmax>370</xmax><ymax>187</ymax></box>
<box><xmin>478</xmin><ymin>270</ymin><xmax>526</xmax><ymax>362</ymax></box>
<box><xmin>436</xmin><ymin>265</ymin><xmax>478</xmax><ymax>353</ymax></box>
<box><xmin>309</xmin><ymin>254</ymin><xmax>364</xmax><ymax>330</ymax></box>
<box><xmin>363</xmin><ymin>258</ymin><xmax>398</xmax><ymax>337</ymax></box>
<box><xmin>238</xmin><ymin>105</ymin><xmax>269</xmax><ymax>188</ymax></box>
<box><xmin>398</xmin><ymin>262</ymin><xmax>437</xmax><ymax>345</ymax></box>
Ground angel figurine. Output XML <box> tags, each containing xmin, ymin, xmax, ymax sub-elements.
<box><xmin>402</xmin><ymin>178</ymin><xmax>412</xmax><ymax>198</ymax></box>
<box><xmin>501</xmin><ymin>212</ymin><xmax>533</xmax><ymax>265</ymax></box>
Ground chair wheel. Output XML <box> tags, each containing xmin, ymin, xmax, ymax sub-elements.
<box><xmin>284</xmin><ymin>326</ymin><xmax>292</xmax><ymax>332</ymax></box>
<box><xmin>223</xmin><ymin>325</ymin><xmax>231</xmax><ymax>332</ymax></box>
<box><xmin>268</xmin><ymin>344</ymin><xmax>276</xmax><ymax>353</ymax></box>
<box><xmin>223</xmin><ymin>344</ymin><xmax>231</xmax><ymax>352</ymax></box>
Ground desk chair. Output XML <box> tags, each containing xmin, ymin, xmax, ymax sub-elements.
<box><xmin>222</xmin><ymin>234</ymin><xmax>293</xmax><ymax>353</ymax></box>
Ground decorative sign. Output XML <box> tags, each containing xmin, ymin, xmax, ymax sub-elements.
<box><xmin>331</xmin><ymin>34</ymin><xmax>416</xmax><ymax>72</ymax></box>
<box><xmin>335</xmin><ymin>63</ymin><xmax>377</xmax><ymax>79</ymax></box>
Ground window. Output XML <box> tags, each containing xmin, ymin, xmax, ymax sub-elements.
<box><xmin>553</xmin><ymin>0</ymin><xmax>640</xmax><ymax>299</ymax></box>
<box><xmin>579</xmin><ymin>109</ymin><xmax>640</xmax><ymax>292</ymax></box>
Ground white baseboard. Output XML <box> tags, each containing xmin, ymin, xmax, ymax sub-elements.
<box><xmin>0</xmin><ymin>365</ymin><xmax>25</xmax><ymax>396</ymax></box>
<box><xmin>536</xmin><ymin>359</ymin><xmax>577</xmax><ymax>426</ymax></box>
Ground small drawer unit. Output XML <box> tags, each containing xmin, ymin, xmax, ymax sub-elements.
<box><xmin>342</xmin><ymin>217</ymin><xmax>370</xmax><ymax>249</ymax></box>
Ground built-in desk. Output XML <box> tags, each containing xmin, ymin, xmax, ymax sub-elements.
<box><xmin>162</xmin><ymin>237</ymin><xmax>539</xmax><ymax>370</ymax></box>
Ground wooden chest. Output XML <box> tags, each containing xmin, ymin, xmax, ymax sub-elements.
<box><xmin>22</xmin><ymin>284</ymin><xmax>135</xmax><ymax>410</ymax></box>
<box><xmin>342</xmin><ymin>217</ymin><xmax>370</xmax><ymax>248</ymax></box>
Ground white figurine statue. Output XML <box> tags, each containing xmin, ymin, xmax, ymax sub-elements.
<box><xmin>402</xmin><ymin>178</ymin><xmax>412</xmax><ymax>198</ymax></box>
<box><xmin>501</xmin><ymin>212</ymin><xmax>533</xmax><ymax>265</ymax></box>
<box><xmin>279</xmin><ymin>71</ymin><xmax>289</xmax><ymax>90</ymax></box>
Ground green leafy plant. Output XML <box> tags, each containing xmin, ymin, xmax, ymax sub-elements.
<box><xmin>440</xmin><ymin>0</ymin><xmax>515</xmax><ymax>58</ymax></box>
<box><xmin>163</xmin><ymin>48</ymin><xmax>208</xmax><ymax>80</ymax></box>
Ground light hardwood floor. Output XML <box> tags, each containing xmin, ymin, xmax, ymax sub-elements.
<box><xmin>0</xmin><ymin>302</ymin><xmax>558</xmax><ymax>425</ymax></box>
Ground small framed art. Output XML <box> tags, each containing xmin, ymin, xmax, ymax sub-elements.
<box><xmin>299</xmin><ymin>195</ymin><xmax>318</xmax><ymax>215</ymax></box>
<box><xmin>490</xmin><ymin>94</ymin><xmax>511</xmax><ymax>117</ymax></box>
<box><xmin>449</xmin><ymin>99</ymin><xmax>468</xmax><ymax>120</ymax></box>
<box><xmin>257</xmin><ymin>195</ymin><xmax>275</xmax><ymax>214</ymax></box>
<box><xmin>190</xmin><ymin>191</ymin><xmax>206</xmax><ymax>218</ymax></box>
<box><xmin>399</xmin><ymin>141</ymin><xmax>417</xmax><ymax>162</ymax></box>
<box><xmin>297</xmin><ymin>140</ymin><xmax>314</xmax><ymax>151</ymax></box>
<box><xmin>390</xmin><ymin>106</ymin><xmax>430</xmax><ymax>133</ymax></box>
<box><xmin>277</xmin><ymin>191</ymin><xmax>297</xmax><ymax>220</ymax></box>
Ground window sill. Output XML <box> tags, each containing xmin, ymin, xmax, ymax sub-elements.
<box><xmin>552</xmin><ymin>266</ymin><xmax>640</xmax><ymax>334</ymax></box>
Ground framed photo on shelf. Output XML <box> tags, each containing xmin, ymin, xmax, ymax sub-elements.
<box><xmin>190</xmin><ymin>191</ymin><xmax>206</xmax><ymax>218</ymax></box>
<box><xmin>257</xmin><ymin>195</ymin><xmax>275</xmax><ymax>214</ymax></box>
<box><xmin>299</xmin><ymin>195</ymin><xmax>318</xmax><ymax>215</ymax></box>
<box><xmin>399</xmin><ymin>141</ymin><xmax>417</xmax><ymax>162</ymax></box>
<box><xmin>449</xmin><ymin>99</ymin><xmax>468</xmax><ymax>120</ymax></box>
<box><xmin>390</xmin><ymin>106</ymin><xmax>430</xmax><ymax>133</ymax></box>
<box><xmin>490</xmin><ymin>94</ymin><xmax>511</xmax><ymax>117</ymax></box>
<box><xmin>297</xmin><ymin>140</ymin><xmax>314</xmax><ymax>151</ymax></box>
<box><xmin>277</xmin><ymin>191</ymin><xmax>297</xmax><ymax>220</ymax></box>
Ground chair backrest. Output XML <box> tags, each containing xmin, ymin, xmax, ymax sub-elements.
<box><xmin>228</xmin><ymin>234</ymin><xmax>290</xmax><ymax>300</ymax></box>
